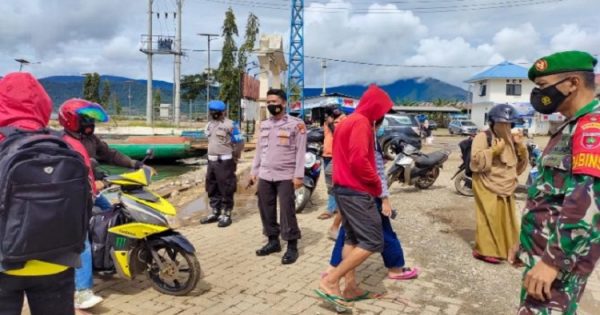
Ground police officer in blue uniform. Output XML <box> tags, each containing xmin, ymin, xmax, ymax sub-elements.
<box><xmin>201</xmin><ymin>100</ymin><xmax>244</xmax><ymax>228</ymax></box>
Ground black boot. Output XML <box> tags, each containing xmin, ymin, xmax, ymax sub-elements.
<box><xmin>256</xmin><ymin>236</ymin><xmax>281</xmax><ymax>256</ymax></box>
<box><xmin>282</xmin><ymin>240</ymin><xmax>299</xmax><ymax>265</ymax></box>
<box><xmin>218</xmin><ymin>210</ymin><xmax>232</xmax><ymax>228</ymax></box>
<box><xmin>200</xmin><ymin>209</ymin><xmax>221</xmax><ymax>224</ymax></box>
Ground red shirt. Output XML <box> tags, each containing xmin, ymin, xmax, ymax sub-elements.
<box><xmin>332</xmin><ymin>85</ymin><xmax>393</xmax><ymax>197</ymax></box>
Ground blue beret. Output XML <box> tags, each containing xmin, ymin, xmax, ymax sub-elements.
<box><xmin>208</xmin><ymin>100</ymin><xmax>226</xmax><ymax>111</ymax></box>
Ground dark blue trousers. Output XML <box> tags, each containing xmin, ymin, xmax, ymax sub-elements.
<box><xmin>330</xmin><ymin>199</ymin><xmax>405</xmax><ymax>268</ymax></box>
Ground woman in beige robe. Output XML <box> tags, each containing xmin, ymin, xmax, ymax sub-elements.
<box><xmin>470</xmin><ymin>107</ymin><xmax>528</xmax><ymax>263</ymax></box>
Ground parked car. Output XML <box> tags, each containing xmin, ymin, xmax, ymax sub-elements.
<box><xmin>379</xmin><ymin>114</ymin><xmax>422</xmax><ymax>160</ymax></box>
<box><xmin>428</xmin><ymin>121</ymin><xmax>438</xmax><ymax>130</ymax></box>
<box><xmin>448</xmin><ymin>120</ymin><xmax>478</xmax><ymax>135</ymax></box>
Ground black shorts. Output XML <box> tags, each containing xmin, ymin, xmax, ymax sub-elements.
<box><xmin>333</xmin><ymin>186</ymin><xmax>383</xmax><ymax>253</ymax></box>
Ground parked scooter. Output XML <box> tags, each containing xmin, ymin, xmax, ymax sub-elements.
<box><xmin>91</xmin><ymin>150</ymin><xmax>201</xmax><ymax>296</ymax></box>
<box><xmin>386</xmin><ymin>138</ymin><xmax>450</xmax><ymax>189</ymax></box>
<box><xmin>295</xmin><ymin>128</ymin><xmax>323</xmax><ymax>213</ymax></box>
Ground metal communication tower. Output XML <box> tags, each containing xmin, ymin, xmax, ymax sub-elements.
<box><xmin>287</xmin><ymin>0</ymin><xmax>304</xmax><ymax>116</ymax></box>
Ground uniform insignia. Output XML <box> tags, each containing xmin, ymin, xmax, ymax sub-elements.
<box><xmin>297</xmin><ymin>123</ymin><xmax>306</xmax><ymax>134</ymax></box>
<box><xmin>583</xmin><ymin>133</ymin><xmax>600</xmax><ymax>149</ymax></box>
<box><xmin>541</xmin><ymin>96</ymin><xmax>552</xmax><ymax>106</ymax></box>
<box><xmin>573</xmin><ymin>114</ymin><xmax>600</xmax><ymax>177</ymax></box>
<box><xmin>535</xmin><ymin>59</ymin><xmax>548</xmax><ymax>71</ymax></box>
<box><xmin>277</xmin><ymin>130</ymin><xmax>290</xmax><ymax>145</ymax></box>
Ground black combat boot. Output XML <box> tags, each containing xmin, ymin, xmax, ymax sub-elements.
<box><xmin>282</xmin><ymin>240</ymin><xmax>299</xmax><ymax>265</ymax></box>
<box><xmin>256</xmin><ymin>236</ymin><xmax>281</xmax><ymax>256</ymax></box>
<box><xmin>200</xmin><ymin>209</ymin><xmax>221</xmax><ymax>224</ymax></box>
<box><xmin>218</xmin><ymin>210</ymin><xmax>232</xmax><ymax>228</ymax></box>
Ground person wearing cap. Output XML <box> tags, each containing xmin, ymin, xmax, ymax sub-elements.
<box><xmin>200</xmin><ymin>100</ymin><xmax>244</xmax><ymax>228</ymax></box>
<box><xmin>249</xmin><ymin>89</ymin><xmax>306</xmax><ymax>265</ymax></box>
<box><xmin>507</xmin><ymin>51</ymin><xmax>600</xmax><ymax>314</ymax></box>
<box><xmin>470</xmin><ymin>104</ymin><xmax>529</xmax><ymax>264</ymax></box>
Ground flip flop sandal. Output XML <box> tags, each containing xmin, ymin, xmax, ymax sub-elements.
<box><xmin>346</xmin><ymin>290</ymin><xmax>385</xmax><ymax>302</ymax></box>
<box><xmin>318</xmin><ymin>213</ymin><xmax>333</xmax><ymax>220</ymax></box>
<box><xmin>314</xmin><ymin>289</ymin><xmax>352</xmax><ymax>313</ymax></box>
<box><xmin>472</xmin><ymin>251</ymin><xmax>502</xmax><ymax>264</ymax></box>
<box><xmin>388</xmin><ymin>267</ymin><xmax>420</xmax><ymax>280</ymax></box>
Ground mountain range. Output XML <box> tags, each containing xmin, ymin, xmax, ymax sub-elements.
<box><xmin>304</xmin><ymin>77</ymin><xmax>468</xmax><ymax>102</ymax></box>
<box><xmin>36</xmin><ymin>75</ymin><xmax>468</xmax><ymax>113</ymax></box>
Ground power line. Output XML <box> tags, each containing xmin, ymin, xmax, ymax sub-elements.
<box><xmin>185</xmin><ymin>48</ymin><xmax>537</xmax><ymax>69</ymax></box>
<box><xmin>198</xmin><ymin>0</ymin><xmax>564</xmax><ymax>13</ymax></box>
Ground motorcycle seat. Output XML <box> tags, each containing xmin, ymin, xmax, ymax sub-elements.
<box><xmin>413</xmin><ymin>151</ymin><xmax>448</xmax><ymax>168</ymax></box>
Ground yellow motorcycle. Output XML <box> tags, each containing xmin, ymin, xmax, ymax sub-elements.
<box><xmin>91</xmin><ymin>153</ymin><xmax>201</xmax><ymax>296</ymax></box>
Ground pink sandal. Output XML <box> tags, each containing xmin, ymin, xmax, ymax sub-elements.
<box><xmin>472</xmin><ymin>251</ymin><xmax>502</xmax><ymax>264</ymax></box>
<box><xmin>388</xmin><ymin>267</ymin><xmax>420</xmax><ymax>280</ymax></box>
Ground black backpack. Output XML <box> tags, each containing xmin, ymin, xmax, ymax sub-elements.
<box><xmin>0</xmin><ymin>127</ymin><xmax>91</xmax><ymax>271</ymax></box>
<box><xmin>460</xmin><ymin>130</ymin><xmax>492</xmax><ymax>177</ymax></box>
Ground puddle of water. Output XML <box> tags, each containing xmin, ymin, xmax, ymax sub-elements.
<box><xmin>174</xmin><ymin>190</ymin><xmax>257</xmax><ymax>227</ymax></box>
<box><xmin>178</xmin><ymin>196</ymin><xmax>208</xmax><ymax>221</ymax></box>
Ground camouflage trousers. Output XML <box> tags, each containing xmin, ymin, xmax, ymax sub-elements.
<box><xmin>517</xmin><ymin>269</ymin><xmax>588</xmax><ymax>315</ymax></box>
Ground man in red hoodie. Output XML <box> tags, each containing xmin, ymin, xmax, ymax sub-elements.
<box><xmin>0</xmin><ymin>72</ymin><xmax>94</xmax><ymax>315</ymax></box>
<box><xmin>317</xmin><ymin>85</ymin><xmax>393</xmax><ymax>308</ymax></box>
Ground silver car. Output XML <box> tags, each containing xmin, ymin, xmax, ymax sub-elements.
<box><xmin>448</xmin><ymin>120</ymin><xmax>478</xmax><ymax>135</ymax></box>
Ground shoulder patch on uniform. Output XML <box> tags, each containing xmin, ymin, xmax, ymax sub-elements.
<box><xmin>572</xmin><ymin>114</ymin><xmax>600</xmax><ymax>177</ymax></box>
<box><xmin>297</xmin><ymin>123</ymin><xmax>306</xmax><ymax>134</ymax></box>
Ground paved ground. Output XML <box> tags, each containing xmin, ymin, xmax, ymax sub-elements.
<box><xmin>23</xmin><ymin>134</ymin><xmax>600</xmax><ymax>315</ymax></box>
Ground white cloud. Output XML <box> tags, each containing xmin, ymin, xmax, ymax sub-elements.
<box><xmin>1</xmin><ymin>0</ymin><xmax>599</xmax><ymax>90</ymax></box>
<box><xmin>550</xmin><ymin>24</ymin><xmax>600</xmax><ymax>53</ymax></box>
<box><xmin>492</xmin><ymin>23</ymin><xmax>541</xmax><ymax>61</ymax></box>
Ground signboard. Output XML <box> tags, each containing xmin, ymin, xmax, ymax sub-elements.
<box><xmin>241</xmin><ymin>99</ymin><xmax>259</xmax><ymax>121</ymax></box>
<box><xmin>291</xmin><ymin>96</ymin><xmax>359</xmax><ymax>112</ymax></box>
<box><xmin>241</xmin><ymin>74</ymin><xmax>260</xmax><ymax>101</ymax></box>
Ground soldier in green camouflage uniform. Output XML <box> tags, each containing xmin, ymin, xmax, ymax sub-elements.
<box><xmin>509</xmin><ymin>51</ymin><xmax>600</xmax><ymax>315</ymax></box>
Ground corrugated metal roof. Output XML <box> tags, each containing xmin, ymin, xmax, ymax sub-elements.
<box><xmin>465</xmin><ymin>61</ymin><xmax>529</xmax><ymax>83</ymax></box>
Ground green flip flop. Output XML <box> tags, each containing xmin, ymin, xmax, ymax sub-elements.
<box><xmin>346</xmin><ymin>291</ymin><xmax>384</xmax><ymax>302</ymax></box>
<box><xmin>314</xmin><ymin>289</ymin><xmax>352</xmax><ymax>313</ymax></box>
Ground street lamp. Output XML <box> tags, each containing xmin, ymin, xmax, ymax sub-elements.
<box><xmin>15</xmin><ymin>58</ymin><xmax>41</xmax><ymax>71</ymax></box>
<box><xmin>198</xmin><ymin>33</ymin><xmax>220</xmax><ymax>121</ymax></box>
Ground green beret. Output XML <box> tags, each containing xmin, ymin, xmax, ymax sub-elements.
<box><xmin>528</xmin><ymin>50</ymin><xmax>597</xmax><ymax>81</ymax></box>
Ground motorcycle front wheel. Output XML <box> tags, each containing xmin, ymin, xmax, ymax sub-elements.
<box><xmin>415</xmin><ymin>167</ymin><xmax>440</xmax><ymax>189</ymax></box>
<box><xmin>146</xmin><ymin>244</ymin><xmax>201</xmax><ymax>296</ymax></box>
<box><xmin>295</xmin><ymin>186</ymin><xmax>312</xmax><ymax>213</ymax></box>
<box><xmin>454</xmin><ymin>170</ymin><xmax>474</xmax><ymax>196</ymax></box>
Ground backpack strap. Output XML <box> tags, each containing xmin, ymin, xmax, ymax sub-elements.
<box><xmin>0</xmin><ymin>127</ymin><xmax>19</xmax><ymax>138</ymax></box>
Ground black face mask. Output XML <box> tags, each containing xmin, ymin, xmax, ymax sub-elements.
<box><xmin>267</xmin><ymin>104</ymin><xmax>284</xmax><ymax>116</ymax></box>
<box><xmin>80</xmin><ymin>122</ymin><xmax>95</xmax><ymax>136</ymax></box>
<box><xmin>530</xmin><ymin>77</ymin><xmax>572</xmax><ymax>114</ymax></box>
<box><xmin>210</xmin><ymin>111</ymin><xmax>223</xmax><ymax>120</ymax></box>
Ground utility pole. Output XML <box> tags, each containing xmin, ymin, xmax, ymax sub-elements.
<box><xmin>321</xmin><ymin>59</ymin><xmax>327</xmax><ymax>96</ymax></box>
<box><xmin>198</xmin><ymin>33</ymin><xmax>219</xmax><ymax>121</ymax></box>
<box><xmin>173</xmin><ymin>0</ymin><xmax>183</xmax><ymax>126</ymax></box>
<box><xmin>145</xmin><ymin>0</ymin><xmax>154</xmax><ymax>125</ymax></box>
<box><xmin>125</xmin><ymin>80</ymin><xmax>133</xmax><ymax>117</ymax></box>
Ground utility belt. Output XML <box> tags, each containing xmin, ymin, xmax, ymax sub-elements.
<box><xmin>208</xmin><ymin>154</ymin><xmax>233</xmax><ymax>161</ymax></box>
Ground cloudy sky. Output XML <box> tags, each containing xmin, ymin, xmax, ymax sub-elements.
<box><xmin>1</xmin><ymin>0</ymin><xmax>598</xmax><ymax>88</ymax></box>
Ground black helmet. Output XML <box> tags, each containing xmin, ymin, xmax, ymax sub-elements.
<box><xmin>488</xmin><ymin>104</ymin><xmax>520</xmax><ymax>124</ymax></box>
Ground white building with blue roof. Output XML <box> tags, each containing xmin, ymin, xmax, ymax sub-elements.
<box><xmin>465</xmin><ymin>61</ymin><xmax>556</xmax><ymax>134</ymax></box>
